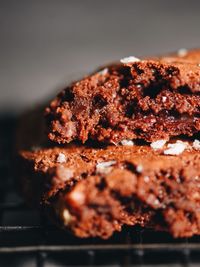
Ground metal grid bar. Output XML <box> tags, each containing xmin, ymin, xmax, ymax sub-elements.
<box><xmin>0</xmin><ymin>117</ymin><xmax>200</xmax><ymax>266</ymax></box>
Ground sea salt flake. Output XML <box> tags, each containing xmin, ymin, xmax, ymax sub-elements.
<box><xmin>96</xmin><ymin>160</ymin><xmax>116</xmax><ymax>174</ymax></box>
<box><xmin>162</xmin><ymin>96</ymin><xmax>167</xmax><ymax>102</ymax></box>
<box><xmin>63</xmin><ymin>209</ymin><xmax>71</xmax><ymax>225</ymax></box>
<box><xmin>98</xmin><ymin>68</ymin><xmax>108</xmax><ymax>75</ymax></box>
<box><xmin>177</xmin><ymin>48</ymin><xmax>188</xmax><ymax>57</ymax></box>
<box><xmin>163</xmin><ymin>141</ymin><xmax>187</xmax><ymax>155</ymax></box>
<box><xmin>120</xmin><ymin>56</ymin><xmax>140</xmax><ymax>64</ymax></box>
<box><xmin>57</xmin><ymin>153</ymin><xmax>67</xmax><ymax>163</ymax></box>
<box><xmin>193</xmin><ymin>139</ymin><xmax>200</xmax><ymax>150</ymax></box>
<box><xmin>120</xmin><ymin>139</ymin><xmax>134</xmax><ymax>146</ymax></box>
<box><xmin>136</xmin><ymin>164</ymin><xmax>143</xmax><ymax>173</ymax></box>
<box><xmin>150</xmin><ymin>139</ymin><xmax>167</xmax><ymax>150</ymax></box>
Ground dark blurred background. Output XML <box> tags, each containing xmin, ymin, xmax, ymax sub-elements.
<box><xmin>0</xmin><ymin>0</ymin><xmax>200</xmax><ymax>113</ymax></box>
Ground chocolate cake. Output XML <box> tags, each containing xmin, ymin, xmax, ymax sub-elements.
<box><xmin>45</xmin><ymin>49</ymin><xmax>200</xmax><ymax>144</ymax></box>
<box><xmin>17</xmin><ymin>110</ymin><xmax>200</xmax><ymax>238</ymax></box>
<box><xmin>17</xmin><ymin>49</ymin><xmax>200</xmax><ymax>239</ymax></box>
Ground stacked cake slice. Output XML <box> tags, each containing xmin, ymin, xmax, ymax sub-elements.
<box><xmin>17</xmin><ymin>49</ymin><xmax>200</xmax><ymax>239</ymax></box>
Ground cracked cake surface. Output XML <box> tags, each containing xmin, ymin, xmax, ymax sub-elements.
<box><xmin>45</xmin><ymin>49</ymin><xmax>200</xmax><ymax>144</ymax></box>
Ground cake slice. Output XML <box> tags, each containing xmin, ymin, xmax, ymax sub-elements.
<box><xmin>18</xmin><ymin>144</ymin><xmax>155</xmax><ymax>238</ymax></box>
<box><xmin>17</xmin><ymin>110</ymin><xmax>200</xmax><ymax>238</ymax></box>
<box><xmin>45</xmin><ymin>49</ymin><xmax>200</xmax><ymax>144</ymax></box>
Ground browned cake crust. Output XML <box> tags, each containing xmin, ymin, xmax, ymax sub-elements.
<box><xmin>18</xmin><ymin>140</ymin><xmax>200</xmax><ymax>238</ymax></box>
<box><xmin>45</xmin><ymin>49</ymin><xmax>200</xmax><ymax>144</ymax></box>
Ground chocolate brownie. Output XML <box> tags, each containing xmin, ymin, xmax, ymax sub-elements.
<box><xmin>17</xmin><ymin>111</ymin><xmax>200</xmax><ymax>238</ymax></box>
<box><xmin>45</xmin><ymin>49</ymin><xmax>200</xmax><ymax>144</ymax></box>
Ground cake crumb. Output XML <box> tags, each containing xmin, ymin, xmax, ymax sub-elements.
<box><xmin>177</xmin><ymin>48</ymin><xmax>188</xmax><ymax>57</ymax></box>
<box><xmin>57</xmin><ymin>153</ymin><xmax>67</xmax><ymax>163</ymax></box>
<box><xmin>96</xmin><ymin>160</ymin><xmax>116</xmax><ymax>174</ymax></box>
<box><xmin>193</xmin><ymin>139</ymin><xmax>200</xmax><ymax>150</ymax></box>
<box><xmin>120</xmin><ymin>56</ymin><xmax>140</xmax><ymax>64</ymax></box>
<box><xmin>192</xmin><ymin>192</ymin><xmax>200</xmax><ymax>200</ymax></box>
<box><xmin>120</xmin><ymin>139</ymin><xmax>134</xmax><ymax>146</ymax></box>
<box><xmin>164</xmin><ymin>141</ymin><xmax>187</xmax><ymax>155</ymax></box>
<box><xmin>150</xmin><ymin>139</ymin><xmax>167</xmax><ymax>150</ymax></box>
<box><xmin>144</xmin><ymin>176</ymin><xmax>150</xmax><ymax>183</ymax></box>
<box><xmin>56</xmin><ymin>166</ymin><xmax>74</xmax><ymax>182</ymax></box>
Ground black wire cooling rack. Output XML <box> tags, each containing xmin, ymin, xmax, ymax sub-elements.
<box><xmin>0</xmin><ymin>116</ymin><xmax>200</xmax><ymax>267</ymax></box>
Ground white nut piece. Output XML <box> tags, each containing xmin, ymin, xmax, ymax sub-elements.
<box><xmin>97</xmin><ymin>68</ymin><xmax>108</xmax><ymax>75</ymax></box>
<box><xmin>120</xmin><ymin>56</ymin><xmax>140</xmax><ymax>64</ymax></box>
<box><xmin>136</xmin><ymin>164</ymin><xmax>143</xmax><ymax>173</ymax></box>
<box><xmin>57</xmin><ymin>152</ymin><xmax>67</xmax><ymax>163</ymax></box>
<box><xmin>120</xmin><ymin>139</ymin><xmax>134</xmax><ymax>146</ymax></box>
<box><xmin>63</xmin><ymin>209</ymin><xmax>71</xmax><ymax>225</ymax></box>
<box><xmin>150</xmin><ymin>139</ymin><xmax>167</xmax><ymax>150</ymax></box>
<box><xmin>164</xmin><ymin>141</ymin><xmax>188</xmax><ymax>155</ymax></box>
<box><xmin>177</xmin><ymin>48</ymin><xmax>188</xmax><ymax>57</ymax></box>
<box><xmin>96</xmin><ymin>160</ymin><xmax>116</xmax><ymax>174</ymax></box>
<box><xmin>193</xmin><ymin>139</ymin><xmax>200</xmax><ymax>150</ymax></box>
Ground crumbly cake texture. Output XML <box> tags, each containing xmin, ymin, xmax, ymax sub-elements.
<box><xmin>18</xmin><ymin>143</ymin><xmax>200</xmax><ymax>239</ymax></box>
<box><xmin>45</xmin><ymin>49</ymin><xmax>200</xmax><ymax>145</ymax></box>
